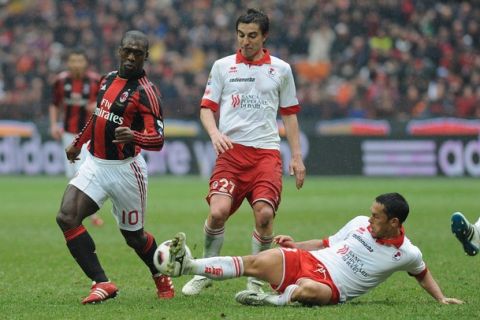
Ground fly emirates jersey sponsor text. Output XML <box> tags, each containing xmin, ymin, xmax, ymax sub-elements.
<box><xmin>309</xmin><ymin>216</ymin><xmax>426</xmax><ymax>303</ymax></box>
<box><xmin>201</xmin><ymin>50</ymin><xmax>300</xmax><ymax>150</ymax></box>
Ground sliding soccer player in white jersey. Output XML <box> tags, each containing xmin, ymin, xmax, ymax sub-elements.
<box><xmin>163</xmin><ymin>193</ymin><xmax>463</xmax><ymax>307</ymax></box>
<box><xmin>182</xmin><ymin>8</ymin><xmax>306</xmax><ymax>295</ymax></box>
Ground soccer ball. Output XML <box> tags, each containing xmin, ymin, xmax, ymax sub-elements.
<box><xmin>153</xmin><ymin>239</ymin><xmax>192</xmax><ymax>275</ymax></box>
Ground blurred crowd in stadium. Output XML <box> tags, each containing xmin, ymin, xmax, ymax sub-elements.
<box><xmin>1</xmin><ymin>0</ymin><xmax>479</xmax><ymax>122</ymax></box>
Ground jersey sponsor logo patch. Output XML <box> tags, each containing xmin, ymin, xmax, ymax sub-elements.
<box><xmin>229</xmin><ymin>77</ymin><xmax>255</xmax><ymax>83</ymax></box>
<box><xmin>392</xmin><ymin>251</ymin><xmax>402</xmax><ymax>261</ymax></box>
<box><xmin>119</xmin><ymin>91</ymin><xmax>130</xmax><ymax>103</ymax></box>
<box><xmin>352</xmin><ymin>233</ymin><xmax>374</xmax><ymax>252</ymax></box>
<box><xmin>268</xmin><ymin>67</ymin><xmax>276</xmax><ymax>77</ymax></box>
<box><xmin>229</xmin><ymin>66</ymin><xmax>237</xmax><ymax>73</ymax></box>
<box><xmin>337</xmin><ymin>244</ymin><xmax>350</xmax><ymax>255</ymax></box>
<box><xmin>231</xmin><ymin>94</ymin><xmax>241</xmax><ymax>108</ymax></box>
<box><xmin>94</xmin><ymin>106</ymin><xmax>124</xmax><ymax>125</ymax></box>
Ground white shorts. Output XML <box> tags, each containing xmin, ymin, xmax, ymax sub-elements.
<box><xmin>62</xmin><ymin>132</ymin><xmax>88</xmax><ymax>179</ymax></box>
<box><xmin>69</xmin><ymin>153</ymin><xmax>148</xmax><ymax>231</ymax></box>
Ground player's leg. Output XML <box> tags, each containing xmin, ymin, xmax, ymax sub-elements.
<box><xmin>56</xmin><ymin>184</ymin><xmax>116</xmax><ymax>304</ymax></box>
<box><xmin>451</xmin><ymin>212</ymin><xmax>480</xmax><ymax>256</ymax></box>
<box><xmin>166</xmin><ymin>232</ymin><xmax>283</xmax><ymax>283</ymax></box>
<box><xmin>248</xmin><ymin>149</ymin><xmax>282</xmax><ymax>292</ymax></box>
<box><xmin>111</xmin><ymin>155</ymin><xmax>174</xmax><ymax>298</ymax></box>
<box><xmin>182</xmin><ymin>194</ymin><xmax>233</xmax><ymax>295</ymax></box>
<box><xmin>248</xmin><ymin>201</ymin><xmax>275</xmax><ymax>292</ymax></box>
<box><xmin>62</xmin><ymin>133</ymin><xmax>104</xmax><ymax>227</ymax></box>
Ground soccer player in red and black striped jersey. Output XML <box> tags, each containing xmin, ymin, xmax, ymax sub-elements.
<box><xmin>49</xmin><ymin>48</ymin><xmax>104</xmax><ymax>227</ymax></box>
<box><xmin>55</xmin><ymin>30</ymin><xmax>173</xmax><ymax>304</ymax></box>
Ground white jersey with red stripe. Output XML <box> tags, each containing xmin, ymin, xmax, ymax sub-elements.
<box><xmin>309</xmin><ymin>216</ymin><xmax>426</xmax><ymax>303</ymax></box>
<box><xmin>201</xmin><ymin>49</ymin><xmax>300</xmax><ymax>150</ymax></box>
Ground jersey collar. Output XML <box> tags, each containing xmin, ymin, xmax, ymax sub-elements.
<box><xmin>236</xmin><ymin>49</ymin><xmax>271</xmax><ymax>66</ymax></box>
<box><xmin>367</xmin><ymin>225</ymin><xmax>405</xmax><ymax>248</ymax></box>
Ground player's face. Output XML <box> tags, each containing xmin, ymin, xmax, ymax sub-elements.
<box><xmin>237</xmin><ymin>22</ymin><xmax>267</xmax><ymax>61</ymax></box>
<box><xmin>67</xmin><ymin>54</ymin><xmax>88</xmax><ymax>78</ymax></box>
<box><xmin>368</xmin><ymin>201</ymin><xmax>396</xmax><ymax>239</ymax></box>
<box><xmin>118</xmin><ymin>38</ymin><xmax>148</xmax><ymax>79</ymax></box>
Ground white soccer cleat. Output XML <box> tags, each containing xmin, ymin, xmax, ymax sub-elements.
<box><xmin>165</xmin><ymin>232</ymin><xmax>191</xmax><ymax>277</ymax></box>
<box><xmin>181</xmin><ymin>276</ymin><xmax>213</xmax><ymax>295</ymax></box>
<box><xmin>451</xmin><ymin>212</ymin><xmax>480</xmax><ymax>256</ymax></box>
<box><xmin>234</xmin><ymin>290</ymin><xmax>272</xmax><ymax>306</ymax></box>
<box><xmin>246</xmin><ymin>278</ymin><xmax>265</xmax><ymax>294</ymax></box>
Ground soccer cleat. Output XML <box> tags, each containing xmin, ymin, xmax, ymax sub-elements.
<box><xmin>235</xmin><ymin>290</ymin><xmax>272</xmax><ymax>306</ymax></box>
<box><xmin>82</xmin><ymin>281</ymin><xmax>118</xmax><ymax>304</ymax></box>
<box><xmin>153</xmin><ymin>274</ymin><xmax>175</xmax><ymax>299</ymax></box>
<box><xmin>165</xmin><ymin>232</ymin><xmax>190</xmax><ymax>277</ymax></box>
<box><xmin>451</xmin><ymin>212</ymin><xmax>479</xmax><ymax>256</ymax></box>
<box><xmin>246</xmin><ymin>278</ymin><xmax>265</xmax><ymax>293</ymax></box>
<box><xmin>181</xmin><ymin>276</ymin><xmax>213</xmax><ymax>296</ymax></box>
<box><xmin>90</xmin><ymin>215</ymin><xmax>104</xmax><ymax>227</ymax></box>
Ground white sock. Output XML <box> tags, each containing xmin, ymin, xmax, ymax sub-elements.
<box><xmin>248</xmin><ymin>230</ymin><xmax>273</xmax><ymax>284</ymax></box>
<box><xmin>186</xmin><ymin>256</ymin><xmax>244</xmax><ymax>280</ymax></box>
<box><xmin>471</xmin><ymin>217</ymin><xmax>480</xmax><ymax>247</ymax></box>
<box><xmin>263</xmin><ymin>284</ymin><xmax>299</xmax><ymax>306</ymax></box>
<box><xmin>204</xmin><ymin>221</ymin><xmax>224</xmax><ymax>258</ymax></box>
<box><xmin>251</xmin><ymin>229</ymin><xmax>274</xmax><ymax>254</ymax></box>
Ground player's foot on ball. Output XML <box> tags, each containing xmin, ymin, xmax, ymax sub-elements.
<box><xmin>166</xmin><ymin>232</ymin><xmax>189</xmax><ymax>277</ymax></box>
<box><xmin>82</xmin><ymin>281</ymin><xmax>118</xmax><ymax>304</ymax></box>
<box><xmin>153</xmin><ymin>274</ymin><xmax>174</xmax><ymax>299</ymax></box>
<box><xmin>182</xmin><ymin>276</ymin><xmax>213</xmax><ymax>295</ymax></box>
<box><xmin>235</xmin><ymin>290</ymin><xmax>271</xmax><ymax>306</ymax></box>
<box><xmin>451</xmin><ymin>212</ymin><xmax>479</xmax><ymax>256</ymax></box>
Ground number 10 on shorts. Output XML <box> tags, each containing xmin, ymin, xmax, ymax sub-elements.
<box><xmin>122</xmin><ymin>210</ymin><xmax>139</xmax><ymax>225</ymax></box>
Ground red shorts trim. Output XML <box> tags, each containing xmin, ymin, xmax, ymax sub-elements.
<box><xmin>206</xmin><ymin>143</ymin><xmax>282</xmax><ymax>215</ymax></box>
<box><xmin>272</xmin><ymin>248</ymin><xmax>340</xmax><ymax>305</ymax></box>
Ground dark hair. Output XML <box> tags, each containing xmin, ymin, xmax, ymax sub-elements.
<box><xmin>375</xmin><ymin>193</ymin><xmax>409</xmax><ymax>224</ymax></box>
<box><xmin>236</xmin><ymin>8</ymin><xmax>269</xmax><ymax>35</ymax></box>
<box><xmin>121</xmin><ymin>30</ymin><xmax>149</xmax><ymax>51</ymax></box>
<box><xmin>67</xmin><ymin>47</ymin><xmax>88</xmax><ymax>60</ymax></box>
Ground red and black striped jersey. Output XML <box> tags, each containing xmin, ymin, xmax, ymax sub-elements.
<box><xmin>73</xmin><ymin>70</ymin><xmax>164</xmax><ymax>160</ymax></box>
<box><xmin>51</xmin><ymin>70</ymin><xmax>100</xmax><ymax>134</ymax></box>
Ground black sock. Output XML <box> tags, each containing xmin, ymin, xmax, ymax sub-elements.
<box><xmin>134</xmin><ymin>231</ymin><xmax>159</xmax><ymax>275</ymax></box>
<box><xmin>64</xmin><ymin>226</ymin><xmax>108</xmax><ymax>283</ymax></box>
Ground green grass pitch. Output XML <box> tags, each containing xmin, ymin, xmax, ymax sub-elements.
<box><xmin>1</xmin><ymin>175</ymin><xmax>479</xmax><ymax>319</ymax></box>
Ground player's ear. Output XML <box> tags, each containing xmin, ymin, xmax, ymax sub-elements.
<box><xmin>145</xmin><ymin>50</ymin><xmax>149</xmax><ymax>60</ymax></box>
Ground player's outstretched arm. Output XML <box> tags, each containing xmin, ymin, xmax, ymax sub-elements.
<box><xmin>281</xmin><ymin>114</ymin><xmax>305</xmax><ymax>189</ymax></box>
<box><xmin>274</xmin><ymin>235</ymin><xmax>324</xmax><ymax>250</ymax></box>
<box><xmin>416</xmin><ymin>270</ymin><xmax>464</xmax><ymax>304</ymax></box>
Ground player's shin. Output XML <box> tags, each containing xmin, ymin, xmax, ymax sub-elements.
<box><xmin>133</xmin><ymin>231</ymin><xmax>158</xmax><ymax>274</ymax></box>
<box><xmin>188</xmin><ymin>256</ymin><xmax>244</xmax><ymax>280</ymax></box>
<box><xmin>64</xmin><ymin>225</ymin><xmax>108</xmax><ymax>283</ymax></box>
<box><xmin>203</xmin><ymin>221</ymin><xmax>225</xmax><ymax>257</ymax></box>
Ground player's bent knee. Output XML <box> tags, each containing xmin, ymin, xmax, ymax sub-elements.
<box><xmin>208</xmin><ymin>208</ymin><xmax>230</xmax><ymax>225</ymax></box>
<box><xmin>56</xmin><ymin>211</ymin><xmax>78</xmax><ymax>230</ymax></box>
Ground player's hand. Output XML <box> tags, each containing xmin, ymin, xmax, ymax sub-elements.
<box><xmin>210</xmin><ymin>131</ymin><xmax>233</xmax><ymax>155</ymax></box>
<box><xmin>65</xmin><ymin>144</ymin><xmax>81</xmax><ymax>163</ymax></box>
<box><xmin>50</xmin><ymin>125</ymin><xmax>63</xmax><ymax>141</ymax></box>
<box><xmin>113</xmin><ymin>127</ymin><xmax>134</xmax><ymax>144</ymax></box>
<box><xmin>289</xmin><ymin>155</ymin><xmax>305</xmax><ymax>189</ymax></box>
<box><xmin>438</xmin><ymin>297</ymin><xmax>464</xmax><ymax>305</ymax></box>
<box><xmin>274</xmin><ymin>235</ymin><xmax>296</xmax><ymax>248</ymax></box>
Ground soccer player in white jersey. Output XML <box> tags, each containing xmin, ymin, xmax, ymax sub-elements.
<box><xmin>182</xmin><ymin>8</ymin><xmax>306</xmax><ymax>296</ymax></box>
<box><xmin>451</xmin><ymin>212</ymin><xmax>480</xmax><ymax>256</ymax></box>
<box><xmin>161</xmin><ymin>193</ymin><xmax>463</xmax><ymax>306</ymax></box>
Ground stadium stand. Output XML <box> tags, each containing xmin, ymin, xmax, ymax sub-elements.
<box><xmin>0</xmin><ymin>0</ymin><xmax>479</xmax><ymax>122</ymax></box>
